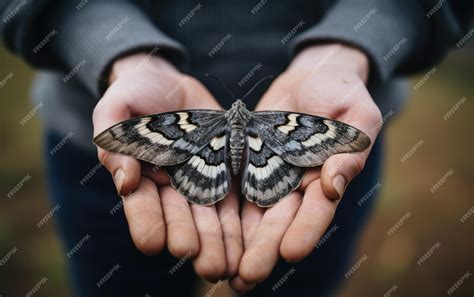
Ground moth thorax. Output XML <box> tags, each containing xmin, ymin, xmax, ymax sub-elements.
<box><xmin>229</xmin><ymin>124</ymin><xmax>245</xmax><ymax>174</ymax></box>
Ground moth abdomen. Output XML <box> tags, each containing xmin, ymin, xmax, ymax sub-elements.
<box><xmin>229</xmin><ymin>127</ymin><xmax>245</xmax><ymax>174</ymax></box>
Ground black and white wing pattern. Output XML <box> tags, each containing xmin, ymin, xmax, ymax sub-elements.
<box><xmin>167</xmin><ymin>127</ymin><xmax>231</xmax><ymax>205</ymax></box>
<box><xmin>250</xmin><ymin>111</ymin><xmax>371</xmax><ymax>167</ymax></box>
<box><xmin>93</xmin><ymin>110</ymin><xmax>231</xmax><ymax>204</ymax></box>
<box><xmin>93</xmin><ymin>110</ymin><xmax>225</xmax><ymax>166</ymax></box>
<box><xmin>242</xmin><ymin>132</ymin><xmax>305</xmax><ymax>206</ymax></box>
<box><xmin>242</xmin><ymin>111</ymin><xmax>370</xmax><ymax>206</ymax></box>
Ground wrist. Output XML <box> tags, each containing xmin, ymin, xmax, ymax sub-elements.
<box><xmin>108</xmin><ymin>52</ymin><xmax>178</xmax><ymax>85</ymax></box>
<box><xmin>292</xmin><ymin>43</ymin><xmax>370</xmax><ymax>82</ymax></box>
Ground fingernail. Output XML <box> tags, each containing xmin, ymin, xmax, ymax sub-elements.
<box><xmin>114</xmin><ymin>169</ymin><xmax>125</xmax><ymax>194</ymax></box>
<box><xmin>333</xmin><ymin>175</ymin><xmax>346</xmax><ymax>199</ymax></box>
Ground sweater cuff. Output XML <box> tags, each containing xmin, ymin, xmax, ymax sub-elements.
<box><xmin>290</xmin><ymin>0</ymin><xmax>428</xmax><ymax>83</ymax></box>
<box><xmin>51</xmin><ymin>2</ymin><xmax>188</xmax><ymax>97</ymax></box>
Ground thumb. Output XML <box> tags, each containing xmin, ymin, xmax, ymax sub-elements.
<box><xmin>320</xmin><ymin>153</ymin><xmax>367</xmax><ymax>200</ymax></box>
<box><xmin>92</xmin><ymin>95</ymin><xmax>141</xmax><ymax>195</ymax></box>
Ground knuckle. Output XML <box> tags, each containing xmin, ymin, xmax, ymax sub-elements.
<box><xmin>194</xmin><ymin>259</ymin><xmax>226</xmax><ymax>282</ymax></box>
<box><xmin>169</xmin><ymin>243</ymin><xmax>197</xmax><ymax>259</ymax></box>
<box><xmin>134</xmin><ymin>239</ymin><xmax>162</xmax><ymax>256</ymax></box>
<box><xmin>351</xmin><ymin>154</ymin><xmax>366</xmax><ymax>175</ymax></box>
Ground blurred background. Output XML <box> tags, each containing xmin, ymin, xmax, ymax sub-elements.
<box><xmin>0</xmin><ymin>43</ymin><xmax>472</xmax><ymax>296</ymax></box>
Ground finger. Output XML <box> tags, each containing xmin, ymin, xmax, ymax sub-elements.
<box><xmin>233</xmin><ymin>200</ymin><xmax>264</xmax><ymax>291</ymax></box>
<box><xmin>240</xmin><ymin>200</ymin><xmax>265</xmax><ymax>248</ymax></box>
<box><xmin>122</xmin><ymin>177</ymin><xmax>166</xmax><ymax>255</ymax></box>
<box><xmin>215</xmin><ymin>185</ymin><xmax>243</xmax><ymax>278</ymax></box>
<box><xmin>229</xmin><ymin>276</ymin><xmax>256</xmax><ymax>294</ymax></box>
<box><xmin>190</xmin><ymin>204</ymin><xmax>227</xmax><ymax>282</ymax></box>
<box><xmin>320</xmin><ymin>98</ymin><xmax>381</xmax><ymax>200</ymax></box>
<box><xmin>160</xmin><ymin>186</ymin><xmax>199</xmax><ymax>258</ymax></box>
<box><xmin>239</xmin><ymin>193</ymin><xmax>302</xmax><ymax>283</ymax></box>
<box><xmin>299</xmin><ymin>167</ymin><xmax>321</xmax><ymax>190</ymax></box>
<box><xmin>92</xmin><ymin>97</ymin><xmax>140</xmax><ymax>195</ymax></box>
<box><xmin>321</xmin><ymin>153</ymin><xmax>367</xmax><ymax>200</ymax></box>
<box><xmin>142</xmin><ymin>165</ymin><xmax>171</xmax><ymax>187</ymax></box>
<box><xmin>99</xmin><ymin>151</ymin><xmax>141</xmax><ymax>195</ymax></box>
<box><xmin>280</xmin><ymin>180</ymin><xmax>338</xmax><ymax>262</ymax></box>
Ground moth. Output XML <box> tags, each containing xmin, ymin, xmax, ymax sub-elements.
<box><xmin>93</xmin><ymin>99</ymin><xmax>370</xmax><ymax>207</ymax></box>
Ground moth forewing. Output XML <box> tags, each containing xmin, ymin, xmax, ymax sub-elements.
<box><xmin>93</xmin><ymin>101</ymin><xmax>371</xmax><ymax>207</ymax></box>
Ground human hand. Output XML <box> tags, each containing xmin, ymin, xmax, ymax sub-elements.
<box><xmin>230</xmin><ymin>43</ymin><xmax>382</xmax><ymax>292</ymax></box>
<box><xmin>92</xmin><ymin>53</ymin><xmax>242</xmax><ymax>282</ymax></box>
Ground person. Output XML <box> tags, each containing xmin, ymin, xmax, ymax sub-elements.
<box><xmin>1</xmin><ymin>0</ymin><xmax>470</xmax><ymax>296</ymax></box>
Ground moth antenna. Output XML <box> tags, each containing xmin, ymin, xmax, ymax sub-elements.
<box><xmin>241</xmin><ymin>75</ymin><xmax>274</xmax><ymax>100</ymax></box>
<box><xmin>205</xmin><ymin>74</ymin><xmax>236</xmax><ymax>100</ymax></box>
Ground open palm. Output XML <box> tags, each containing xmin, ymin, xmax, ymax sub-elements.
<box><xmin>93</xmin><ymin>53</ymin><xmax>242</xmax><ymax>282</ymax></box>
<box><xmin>230</xmin><ymin>44</ymin><xmax>382</xmax><ymax>292</ymax></box>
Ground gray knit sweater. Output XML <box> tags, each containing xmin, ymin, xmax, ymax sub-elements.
<box><xmin>1</xmin><ymin>0</ymin><xmax>470</xmax><ymax>151</ymax></box>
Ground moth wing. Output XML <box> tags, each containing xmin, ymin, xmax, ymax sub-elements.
<box><xmin>166</xmin><ymin>128</ymin><xmax>231</xmax><ymax>205</ymax></box>
<box><xmin>93</xmin><ymin>110</ymin><xmax>226</xmax><ymax>166</ymax></box>
<box><xmin>250</xmin><ymin>111</ymin><xmax>371</xmax><ymax>167</ymax></box>
<box><xmin>242</xmin><ymin>133</ymin><xmax>304</xmax><ymax>207</ymax></box>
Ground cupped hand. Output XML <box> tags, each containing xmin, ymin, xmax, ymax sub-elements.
<box><xmin>230</xmin><ymin>43</ymin><xmax>382</xmax><ymax>292</ymax></box>
<box><xmin>92</xmin><ymin>53</ymin><xmax>243</xmax><ymax>282</ymax></box>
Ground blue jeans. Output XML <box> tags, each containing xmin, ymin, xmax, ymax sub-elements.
<box><xmin>45</xmin><ymin>130</ymin><xmax>382</xmax><ymax>297</ymax></box>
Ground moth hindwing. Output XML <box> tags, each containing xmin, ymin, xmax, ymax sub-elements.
<box><xmin>93</xmin><ymin>100</ymin><xmax>370</xmax><ymax>207</ymax></box>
